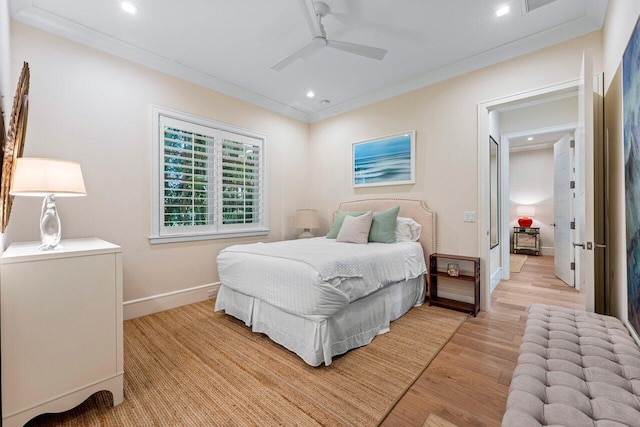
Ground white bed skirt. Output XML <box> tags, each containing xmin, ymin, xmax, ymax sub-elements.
<box><xmin>214</xmin><ymin>275</ymin><xmax>425</xmax><ymax>366</ymax></box>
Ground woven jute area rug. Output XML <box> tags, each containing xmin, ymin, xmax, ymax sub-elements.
<box><xmin>27</xmin><ymin>300</ymin><xmax>466</xmax><ymax>427</ymax></box>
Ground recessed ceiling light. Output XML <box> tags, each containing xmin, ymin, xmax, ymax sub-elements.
<box><xmin>527</xmin><ymin>137</ymin><xmax>533</xmax><ymax>141</ymax></box>
<box><xmin>121</xmin><ymin>2</ymin><xmax>138</xmax><ymax>14</ymax></box>
<box><xmin>306</xmin><ymin>91</ymin><xmax>315</xmax><ymax>98</ymax></box>
<box><xmin>495</xmin><ymin>5</ymin><xmax>510</xmax><ymax>17</ymax></box>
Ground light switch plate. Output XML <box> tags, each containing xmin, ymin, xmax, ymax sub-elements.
<box><xmin>464</xmin><ymin>211</ymin><xmax>476</xmax><ymax>222</ymax></box>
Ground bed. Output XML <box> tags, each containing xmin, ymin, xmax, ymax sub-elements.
<box><xmin>214</xmin><ymin>198</ymin><xmax>436</xmax><ymax>366</ymax></box>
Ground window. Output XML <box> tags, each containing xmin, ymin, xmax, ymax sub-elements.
<box><xmin>150</xmin><ymin>107</ymin><xmax>268</xmax><ymax>244</ymax></box>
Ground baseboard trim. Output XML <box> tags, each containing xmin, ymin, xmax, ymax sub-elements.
<box><xmin>490</xmin><ymin>267</ymin><xmax>502</xmax><ymax>293</ymax></box>
<box><xmin>540</xmin><ymin>247</ymin><xmax>555</xmax><ymax>256</ymax></box>
<box><xmin>123</xmin><ymin>282</ymin><xmax>220</xmax><ymax>320</ymax></box>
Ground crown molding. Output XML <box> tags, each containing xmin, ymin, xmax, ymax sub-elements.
<box><xmin>11</xmin><ymin>2</ymin><xmax>604</xmax><ymax>125</ymax></box>
<box><xmin>308</xmin><ymin>16</ymin><xmax>600</xmax><ymax>123</ymax></box>
<box><xmin>11</xmin><ymin>2</ymin><xmax>311</xmax><ymax>123</ymax></box>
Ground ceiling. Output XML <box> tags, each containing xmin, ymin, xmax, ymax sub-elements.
<box><xmin>10</xmin><ymin>0</ymin><xmax>608</xmax><ymax>123</ymax></box>
<box><xmin>509</xmin><ymin>130</ymin><xmax>572</xmax><ymax>151</ymax></box>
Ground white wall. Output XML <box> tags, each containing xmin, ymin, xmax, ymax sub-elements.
<box><xmin>8</xmin><ymin>22</ymin><xmax>310</xmax><ymax>311</ymax></box>
<box><xmin>509</xmin><ymin>147</ymin><xmax>555</xmax><ymax>253</ymax></box>
<box><xmin>500</xmin><ymin>95</ymin><xmax>578</xmax><ymax>135</ymax></box>
<box><xmin>603</xmin><ymin>0</ymin><xmax>640</xmax><ymax>92</ymax></box>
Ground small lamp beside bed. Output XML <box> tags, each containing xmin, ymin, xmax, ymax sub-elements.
<box><xmin>295</xmin><ymin>209</ymin><xmax>319</xmax><ymax>238</ymax></box>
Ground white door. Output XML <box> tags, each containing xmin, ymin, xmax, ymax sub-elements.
<box><xmin>574</xmin><ymin>49</ymin><xmax>595</xmax><ymax>311</ymax></box>
<box><xmin>553</xmin><ymin>134</ymin><xmax>575</xmax><ymax>286</ymax></box>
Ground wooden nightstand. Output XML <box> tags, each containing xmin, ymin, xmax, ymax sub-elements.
<box><xmin>428</xmin><ymin>253</ymin><xmax>480</xmax><ymax>316</ymax></box>
<box><xmin>1</xmin><ymin>238</ymin><xmax>123</xmax><ymax>427</ymax></box>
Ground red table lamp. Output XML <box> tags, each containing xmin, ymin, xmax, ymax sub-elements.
<box><xmin>516</xmin><ymin>205</ymin><xmax>535</xmax><ymax>227</ymax></box>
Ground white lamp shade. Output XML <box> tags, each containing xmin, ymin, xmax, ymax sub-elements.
<box><xmin>10</xmin><ymin>158</ymin><xmax>87</xmax><ymax>197</ymax></box>
<box><xmin>295</xmin><ymin>209</ymin><xmax>319</xmax><ymax>229</ymax></box>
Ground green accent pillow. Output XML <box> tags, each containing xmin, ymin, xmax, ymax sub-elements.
<box><xmin>368</xmin><ymin>206</ymin><xmax>400</xmax><ymax>243</ymax></box>
<box><xmin>326</xmin><ymin>210</ymin><xmax>366</xmax><ymax>238</ymax></box>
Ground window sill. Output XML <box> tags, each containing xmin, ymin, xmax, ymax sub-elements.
<box><xmin>149</xmin><ymin>229</ymin><xmax>269</xmax><ymax>245</ymax></box>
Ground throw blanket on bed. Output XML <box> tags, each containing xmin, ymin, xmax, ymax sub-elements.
<box><xmin>222</xmin><ymin>238</ymin><xmax>365</xmax><ymax>281</ymax></box>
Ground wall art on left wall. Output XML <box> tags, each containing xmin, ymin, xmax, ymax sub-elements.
<box><xmin>0</xmin><ymin>62</ymin><xmax>30</xmax><ymax>232</ymax></box>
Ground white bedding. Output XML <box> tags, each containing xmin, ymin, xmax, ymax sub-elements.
<box><xmin>216</xmin><ymin>276</ymin><xmax>425</xmax><ymax>366</ymax></box>
<box><xmin>216</xmin><ymin>237</ymin><xmax>426</xmax><ymax>321</ymax></box>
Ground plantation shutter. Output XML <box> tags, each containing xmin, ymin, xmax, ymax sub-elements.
<box><xmin>218</xmin><ymin>131</ymin><xmax>263</xmax><ymax>230</ymax></box>
<box><xmin>151</xmin><ymin>107</ymin><xmax>268</xmax><ymax>243</ymax></box>
<box><xmin>160</xmin><ymin>116</ymin><xmax>216</xmax><ymax>236</ymax></box>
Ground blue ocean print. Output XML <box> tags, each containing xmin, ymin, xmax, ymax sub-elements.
<box><xmin>354</xmin><ymin>133</ymin><xmax>412</xmax><ymax>185</ymax></box>
<box><xmin>624</xmin><ymin>17</ymin><xmax>640</xmax><ymax>337</ymax></box>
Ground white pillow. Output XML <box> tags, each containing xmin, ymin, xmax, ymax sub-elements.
<box><xmin>336</xmin><ymin>211</ymin><xmax>373</xmax><ymax>244</ymax></box>
<box><xmin>395</xmin><ymin>217</ymin><xmax>422</xmax><ymax>242</ymax></box>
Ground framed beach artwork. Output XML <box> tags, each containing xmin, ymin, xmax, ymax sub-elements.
<box><xmin>623</xmin><ymin>17</ymin><xmax>640</xmax><ymax>336</ymax></box>
<box><xmin>352</xmin><ymin>130</ymin><xmax>415</xmax><ymax>188</ymax></box>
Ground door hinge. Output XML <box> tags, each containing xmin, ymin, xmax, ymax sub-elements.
<box><xmin>570</xmin><ymin>140</ymin><xmax>575</xmax><ymax>148</ymax></box>
<box><xmin>570</xmin><ymin>221</ymin><xmax>575</xmax><ymax>229</ymax></box>
<box><xmin>570</xmin><ymin>262</ymin><xmax>575</xmax><ymax>270</ymax></box>
<box><xmin>570</xmin><ymin>180</ymin><xmax>575</xmax><ymax>189</ymax></box>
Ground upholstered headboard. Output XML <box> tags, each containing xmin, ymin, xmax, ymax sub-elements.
<box><xmin>336</xmin><ymin>198</ymin><xmax>437</xmax><ymax>265</ymax></box>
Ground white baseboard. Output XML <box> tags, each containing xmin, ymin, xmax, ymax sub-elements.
<box><xmin>540</xmin><ymin>246</ymin><xmax>554</xmax><ymax>256</ymax></box>
<box><xmin>123</xmin><ymin>282</ymin><xmax>220</xmax><ymax>320</ymax></box>
<box><xmin>490</xmin><ymin>267</ymin><xmax>502</xmax><ymax>293</ymax></box>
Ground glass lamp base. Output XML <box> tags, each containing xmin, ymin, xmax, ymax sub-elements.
<box><xmin>39</xmin><ymin>194</ymin><xmax>62</xmax><ymax>250</ymax></box>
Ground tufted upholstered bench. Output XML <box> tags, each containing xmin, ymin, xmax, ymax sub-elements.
<box><xmin>502</xmin><ymin>303</ymin><xmax>640</xmax><ymax>427</ymax></box>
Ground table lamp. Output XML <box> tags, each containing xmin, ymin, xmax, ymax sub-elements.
<box><xmin>295</xmin><ymin>209</ymin><xmax>319</xmax><ymax>238</ymax></box>
<box><xmin>516</xmin><ymin>205</ymin><xmax>535</xmax><ymax>227</ymax></box>
<box><xmin>10</xmin><ymin>157</ymin><xmax>87</xmax><ymax>250</ymax></box>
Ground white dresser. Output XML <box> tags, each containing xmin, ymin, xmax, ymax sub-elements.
<box><xmin>1</xmin><ymin>238</ymin><xmax>123</xmax><ymax>427</ymax></box>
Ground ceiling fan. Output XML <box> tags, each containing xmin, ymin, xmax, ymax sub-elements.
<box><xmin>271</xmin><ymin>0</ymin><xmax>387</xmax><ymax>71</ymax></box>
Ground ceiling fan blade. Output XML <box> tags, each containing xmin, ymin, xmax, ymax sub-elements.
<box><xmin>271</xmin><ymin>40</ymin><xmax>323</xmax><ymax>71</ymax></box>
<box><xmin>326</xmin><ymin>40</ymin><xmax>387</xmax><ymax>60</ymax></box>
<box><xmin>297</xmin><ymin>0</ymin><xmax>324</xmax><ymax>37</ymax></box>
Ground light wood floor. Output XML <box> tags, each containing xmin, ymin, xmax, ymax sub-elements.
<box><xmin>381</xmin><ymin>255</ymin><xmax>585</xmax><ymax>427</ymax></box>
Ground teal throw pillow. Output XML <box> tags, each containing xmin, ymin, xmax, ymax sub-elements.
<box><xmin>368</xmin><ymin>206</ymin><xmax>400</xmax><ymax>243</ymax></box>
<box><xmin>326</xmin><ymin>210</ymin><xmax>367</xmax><ymax>238</ymax></box>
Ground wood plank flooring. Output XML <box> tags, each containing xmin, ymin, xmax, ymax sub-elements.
<box><xmin>381</xmin><ymin>255</ymin><xmax>585</xmax><ymax>427</ymax></box>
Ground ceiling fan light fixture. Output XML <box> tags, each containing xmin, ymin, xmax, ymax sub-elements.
<box><xmin>271</xmin><ymin>0</ymin><xmax>387</xmax><ymax>71</ymax></box>
<box><xmin>121</xmin><ymin>2</ymin><xmax>138</xmax><ymax>14</ymax></box>
<box><xmin>496</xmin><ymin>5</ymin><xmax>510</xmax><ymax>17</ymax></box>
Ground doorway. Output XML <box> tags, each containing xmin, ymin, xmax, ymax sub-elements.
<box><xmin>478</xmin><ymin>79</ymin><xmax>596</xmax><ymax>310</ymax></box>
<box><xmin>478</xmin><ymin>67</ymin><xmax>604</xmax><ymax>312</ymax></box>
<box><xmin>502</xmin><ymin>122</ymin><xmax>578</xmax><ymax>288</ymax></box>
